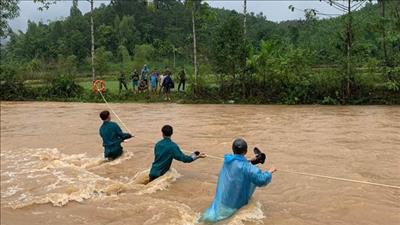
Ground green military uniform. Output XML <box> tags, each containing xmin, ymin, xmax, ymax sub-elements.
<box><xmin>99</xmin><ymin>121</ymin><xmax>131</xmax><ymax>159</ymax></box>
<box><xmin>149</xmin><ymin>138</ymin><xmax>195</xmax><ymax>180</ymax></box>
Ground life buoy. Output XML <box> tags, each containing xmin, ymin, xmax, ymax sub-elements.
<box><xmin>92</xmin><ymin>80</ymin><xmax>106</xmax><ymax>93</ymax></box>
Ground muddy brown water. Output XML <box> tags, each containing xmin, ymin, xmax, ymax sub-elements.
<box><xmin>1</xmin><ymin>101</ymin><xmax>399</xmax><ymax>225</ymax></box>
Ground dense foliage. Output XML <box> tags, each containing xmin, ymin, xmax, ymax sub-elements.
<box><xmin>0</xmin><ymin>0</ymin><xmax>399</xmax><ymax>104</ymax></box>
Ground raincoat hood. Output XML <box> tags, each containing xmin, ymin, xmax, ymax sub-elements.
<box><xmin>224</xmin><ymin>154</ymin><xmax>247</xmax><ymax>163</ymax></box>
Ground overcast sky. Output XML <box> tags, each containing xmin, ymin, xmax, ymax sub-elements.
<box><xmin>9</xmin><ymin>0</ymin><xmax>369</xmax><ymax>32</ymax></box>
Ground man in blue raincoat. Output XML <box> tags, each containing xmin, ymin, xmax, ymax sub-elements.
<box><xmin>200</xmin><ymin>138</ymin><xmax>276</xmax><ymax>223</ymax></box>
<box><xmin>99</xmin><ymin>110</ymin><xmax>132</xmax><ymax>160</ymax></box>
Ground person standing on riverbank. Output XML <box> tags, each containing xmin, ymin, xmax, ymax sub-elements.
<box><xmin>158</xmin><ymin>73</ymin><xmax>165</xmax><ymax>95</ymax></box>
<box><xmin>149</xmin><ymin>125</ymin><xmax>206</xmax><ymax>182</ymax></box>
<box><xmin>131</xmin><ymin>69</ymin><xmax>140</xmax><ymax>93</ymax></box>
<box><xmin>141</xmin><ymin>64</ymin><xmax>149</xmax><ymax>81</ymax></box>
<box><xmin>178</xmin><ymin>68</ymin><xmax>186</xmax><ymax>92</ymax></box>
<box><xmin>150</xmin><ymin>71</ymin><xmax>158</xmax><ymax>93</ymax></box>
<box><xmin>118</xmin><ymin>71</ymin><xmax>129</xmax><ymax>93</ymax></box>
<box><xmin>99</xmin><ymin>110</ymin><xmax>132</xmax><ymax>160</ymax></box>
<box><xmin>162</xmin><ymin>72</ymin><xmax>174</xmax><ymax>101</ymax></box>
<box><xmin>200</xmin><ymin>138</ymin><xmax>276</xmax><ymax>223</ymax></box>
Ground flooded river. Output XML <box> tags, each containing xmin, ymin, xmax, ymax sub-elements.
<box><xmin>1</xmin><ymin>102</ymin><xmax>399</xmax><ymax>225</ymax></box>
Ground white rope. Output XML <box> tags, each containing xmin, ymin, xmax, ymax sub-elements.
<box><xmin>97</xmin><ymin>89</ymin><xmax>132</xmax><ymax>134</ymax></box>
<box><xmin>95</xmin><ymin>90</ymin><xmax>400</xmax><ymax>190</ymax></box>
<box><xmin>278</xmin><ymin>170</ymin><xmax>400</xmax><ymax>189</ymax></box>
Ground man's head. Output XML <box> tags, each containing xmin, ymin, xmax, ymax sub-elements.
<box><xmin>100</xmin><ymin>110</ymin><xmax>111</xmax><ymax>121</ymax></box>
<box><xmin>232</xmin><ymin>138</ymin><xmax>248</xmax><ymax>155</ymax></box>
<box><xmin>162</xmin><ymin>125</ymin><xmax>173</xmax><ymax>138</ymax></box>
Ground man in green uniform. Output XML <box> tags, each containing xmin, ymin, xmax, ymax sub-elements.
<box><xmin>149</xmin><ymin>125</ymin><xmax>206</xmax><ymax>182</ymax></box>
<box><xmin>99</xmin><ymin>110</ymin><xmax>132</xmax><ymax>160</ymax></box>
<box><xmin>118</xmin><ymin>71</ymin><xmax>129</xmax><ymax>93</ymax></box>
<box><xmin>178</xmin><ymin>68</ymin><xmax>186</xmax><ymax>92</ymax></box>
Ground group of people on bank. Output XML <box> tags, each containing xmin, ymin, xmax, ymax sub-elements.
<box><xmin>118</xmin><ymin>64</ymin><xmax>187</xmax><ymax>100</ymax></box>
<box><xmin>98</xmin><ymin>110</ymin><xmax>277</xmax><ymax>223</ymax></box>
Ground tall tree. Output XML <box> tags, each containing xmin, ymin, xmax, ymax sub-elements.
<box><xmin>243</xmin><ymin>0</ymin><xmax>247</xmax><ymax>38</ymax></box>
<box><xmin>34</xmin><ymin>0</ymin><xmax>96</xmax><ymax>81</ymax></box>
<box><xmin>89</xmin><ymin>0</ymin><xmax>95</xmax><ymax>81</ymax></box>
<box><xmin>0</xmin><ymin>0</ymin><xmax>20</xmax><ymax>38</ymax></box>
<box><xmin>296</xmin><ymin>0</ymin><xmax>370</xmax><ymax>99</ymax></box>
<box><xmin>378</xmin><ymin>0</ymin><xmax>388</xmax><ymax>67</ymax></box>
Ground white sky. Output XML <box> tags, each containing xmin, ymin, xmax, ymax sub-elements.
<box><xmin>9</xmin><ymin>0</ymin><xmax>370</xmax><ymax>32</ymax></box>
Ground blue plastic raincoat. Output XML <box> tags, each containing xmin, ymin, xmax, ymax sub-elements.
<box><xmin>200</xmin><ymin>154</ymin><xmax>272</xmax><ymax>223</ymax></box>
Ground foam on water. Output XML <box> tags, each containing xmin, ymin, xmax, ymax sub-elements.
<box><xmin>225</xmin><ymin>201</ymin><xmax>265</xmax><ymax>225</ymax></box>
<box><xmin>131</xmin><ymin>168</ymin><xmax>182</xmax><ymax>195</ymax></box>
<box><xmin>1</xmin><ymin>148</ymin><xmax>132</xmax><ymax>209</ymax></box>
<box><xmin>1</xmin><ymin>148</ymin><xmax>183</xmax><ymax>209</ymax></box>
<box><xmin>1</xmin><ymin>147</ymin><xmax>264</xmax><ymax>224</ymax></box>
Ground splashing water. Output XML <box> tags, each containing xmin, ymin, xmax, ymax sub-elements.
<box><xmin>0</xmin><ymin>148</ymin><xmax>178</xmax><ymax>209</ymax></box>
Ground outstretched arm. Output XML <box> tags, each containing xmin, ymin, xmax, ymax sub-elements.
<box><xmin>114</xmin><ymin>123</ymin><xmax>132</xmax><ymax>141</ymax></box>
<box><xmin>172</xmin><ymin>146</ymin><xmax>197</xmax><ymax>163</ymax></box>
<box><xmin>247</xmin><ymin>164</ymin><xmax>275</xmax><ymax>187</ymax></box>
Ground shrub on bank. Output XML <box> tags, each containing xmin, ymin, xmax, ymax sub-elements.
<box><xmin>45</xmin><ymin>74</ymin><xmax>84</xmax><ymax>98</ymax></box>
<box><xmin>0</xmin><ymin>65</ymin><xmax>32</xmax><ymax>100</ymax></box>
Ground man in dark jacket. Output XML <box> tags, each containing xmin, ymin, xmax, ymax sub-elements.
<box><xmin>162</xmin><ymin>73</ymin><xmax>174</xmax><ymax>101</ymax></box>
<box><xmin>118</xmin><ymin>71</ymin><xmax>129</xmax><ymax>93</ymax></box>
<box><xmin>149</xmin><ymin>125</ymin><xmax>206</xmax><ymax>182</ymax></box>
<box><xmin>178</xmin><ymin>69</ymin><xmax>186</xmax><ymax>92</ymax></box>
<box><xmin>99</xmin><ymin>110</ymin><xmax>132</xmax><ymax>160</ymax></box>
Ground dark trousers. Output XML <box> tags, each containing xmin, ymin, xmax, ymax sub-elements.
<box><xmin>178</xmin><ymin>80</ymin><xmax>186</xmax><ymax>91</ymax></box>
<box><xmin>105</xmin><ymin>148</ymin><xmax>123</xmax><ymax>160</ymax></box>
<box><xmin>119</xmin><ymin>81</ymin><xmax>128</xmax><ymax>92</ymax></box>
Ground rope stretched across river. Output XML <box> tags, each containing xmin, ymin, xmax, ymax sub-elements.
<box><xmin>96</xmin><ymin>89</ymin><xmax>400</xmax><ymax>190</ymax></box>
<box><xmin>97</xmin><ymin>89</ymin><xmax>133</xmax><ymax>134</ymax></box>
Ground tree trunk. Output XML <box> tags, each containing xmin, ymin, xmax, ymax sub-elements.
<box><xmin>243</xmin><ymin>0</ymin><xmax>247</xmax><ymax>38</ymax></box>
<box><xmin>381</xmin><ymin>0</ymin><xmax>388</xmax><ymax>67</ymax></box>
<box><xmin>346</xmin><ymin>0</ymin><xmax>352</xmax><ymax>98</ymax></box>
<box><xmin>192</xmin><ymin>2</ymin><xmax>198</xmax><ymax>89</ymax></box>
<box><xmin>173</xmin><ymin>47</ymin><xmax>176</xmax><ymax>69</ymax></box>
<box><xmin>90</xmin><ymin>0</ymin><xmax>96</xmax><ymax>82</ymax></box>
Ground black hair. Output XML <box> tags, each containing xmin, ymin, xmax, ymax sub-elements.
<box><xmin>232</xmin><ymin>138</ymin><xmax>248</xmax><ymax>155</ymax></box>
<box><xmin>162</xmin><ymin>125</ymin><xmax>173</xmax><ymax>137</ymax></box>
<box><xmin>100</xmin><ymin>110</ymin><xmax>110</xmax><ymax>121</ymax></box>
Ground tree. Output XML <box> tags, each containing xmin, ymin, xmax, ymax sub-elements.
<box><xmin>212</xmin><ymin>15</ymin><xmax>248</xmax><ymax>94</ymax></box>
<box><xmin>1</xmin><ymin>0</ymin><xmax>20</xmax><ymax>38</ymax></box>
<box><xmin>89</xmin><ymin>0</ymin><xmax>95</xmax><ymax>81</ymax></box>
<box><xmin>185</xmin><ymin>0</ymin><xmax>201</xmax><ymax>90</ymax></box>
<box><xmin>33</xmin><ymin>0</ymin><xmax>96</xmax><ymax>81</ymax></box>
<box><xmin>243</xmin><ymin>0</ymin><xmax>247</xmax><ymax>38</ymax></box>
<box><xmin>291</xmin><ymin>0</ymin><xmax>371</xmax><ymax>99</ymax></box>
<box><xmin>116</xmin><ymin>15</ymin><xmax>140</xmax><ymax>51</ymax></box>
<box><xmin>94</xmin><ymin>47</ymin><xmax>112</xmax><ymax>76</ymax></box>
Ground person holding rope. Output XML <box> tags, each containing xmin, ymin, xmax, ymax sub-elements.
<box><xmin>148</xmin><ymin>125</ymin><xmax>206</xmax><ymax>182</ymax></box>
<box><xmin>200</xmin><ymin>138</ymin><xmax>276</xmax><ymax>223</ymax></box>
<box><xmin>99</xmin><ymin>110</ymin><xmax>132</xmax><ymax>160</ymax></box>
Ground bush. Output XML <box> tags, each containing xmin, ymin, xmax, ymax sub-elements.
<box><xmin>0</xmin><ymin>65</ymin><xmax>31</xmax><ymax>100</ymax></box>
<box><xmin>45</xmin><ymin>74</ymin><xmax>84</xmax><ymax>98</ymax></box>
